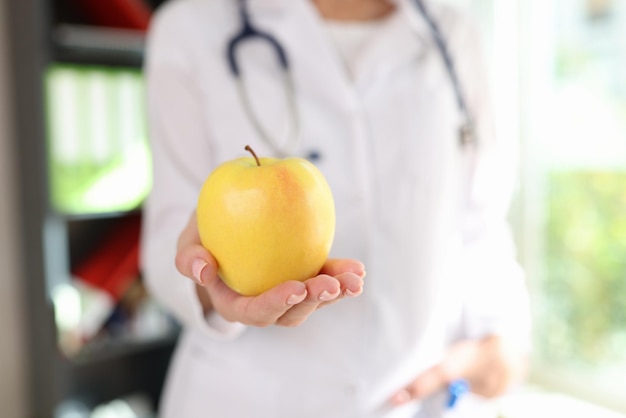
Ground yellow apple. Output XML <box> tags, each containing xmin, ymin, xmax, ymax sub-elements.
<box><xmin>196</xmin><ymin>146</ymin><xmax>335</xmax><ymax>296</ymax></box>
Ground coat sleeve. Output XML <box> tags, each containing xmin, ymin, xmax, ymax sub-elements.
<box><xmin>442</xmin><ymin>7</ymin><xmax>532</xmax><ymax>351</ymax></box>
<box><xmin>140</xmin><ymin>2</ymin><xmax>245</xmax><ymax>340</ymax></box>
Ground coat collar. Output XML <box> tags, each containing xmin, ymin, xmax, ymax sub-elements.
<box><xmin>245</xmin><ymin>0</ymin><xmax>434</xmax><ymax>35</ymax></box>
<box><xmin>242</xmin><ymin>0</ymin><xmax>437</xmax><ymax>104</ymax></box>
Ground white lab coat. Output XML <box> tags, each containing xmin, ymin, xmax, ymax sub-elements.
<box><xmin>141</xmin><ymin>0</ymin><xmax>531</xmax><ymax>417</ymax></box>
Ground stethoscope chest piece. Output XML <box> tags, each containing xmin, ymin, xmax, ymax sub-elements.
<box><xmin>459</xmin><ymin>121</ymin><xmax>477</xmax><ymax>148</ymax></box>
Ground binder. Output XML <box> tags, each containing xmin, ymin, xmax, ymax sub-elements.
<box><xmin>69</xmin><ymin>215</ymin><xmax>142</xmax><ymax>345</ymax></box>
<box><xmin>45</xmin><ymin>65</ymin><xmax>152</xmax><ymax>215</ymax></box>
<box><xmin>72</xmin><ymin>215</ymin><xmax>141</xmax><ymax>301</ymax></box>
<box><xmin>69</xmin><ymin>0</ymin><xmax>153</xmax><ymax>31</ymax></box>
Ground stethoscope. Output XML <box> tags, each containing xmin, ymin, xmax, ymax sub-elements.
<box><xmin>227</xmin><ymin>0</ymin><xmax>477</xmax><ymax>159</ymax></box>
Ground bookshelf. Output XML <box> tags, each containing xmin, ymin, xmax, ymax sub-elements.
<box><xmin>6</xmin><ymin>0</ymin><xmax>177</xmax><ymax>416</ymax></box>
<box><xmin>52</xmin><ymin>25</ymin><xmax>145</xmax><ymax>68</ymax></box>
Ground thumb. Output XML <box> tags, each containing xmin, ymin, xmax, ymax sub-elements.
<box><xmin>175</xmin><ymin>244</ymin><xmax>219</xmax><ymax>286</ymax></box>
<box><xmin>175</xmin><ymin>211</ymin><xmax>219</xmax><ymax>286</ymax></box>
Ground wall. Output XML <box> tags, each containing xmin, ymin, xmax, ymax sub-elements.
<box><xmin>0</xmin><ymin>0</ymin><xmax>29</xmax><ymax>416</ymax></box>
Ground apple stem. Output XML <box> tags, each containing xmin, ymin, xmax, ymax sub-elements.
<box><xmin>245</xmin><ymin>145</ymin><xmax>261</xmax><ymax>166</ymax></box>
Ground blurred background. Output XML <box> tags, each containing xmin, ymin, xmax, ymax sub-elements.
<box><xmin>0</xmin><ymin>0</ymin><xmax>625</xmax><ymax>417</ymax></box>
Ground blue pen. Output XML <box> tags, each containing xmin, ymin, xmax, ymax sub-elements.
<box><xmin>446</xmin><ymin>379</ymin><xmax>470</xmax><ymax>409</ymax></box>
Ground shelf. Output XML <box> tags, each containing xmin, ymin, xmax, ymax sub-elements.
<box><xmin>7</xmin><ymin>0</ymin><xmax>170</xmax><ymax>415</ymax></box>
<box><xmin>44</xmin><ymin>63</ymin><xmax>151</xmax><ymax>215</ymax></box>
<box><xmin>59</xmin><ymin>208</ymin><xmax>143</xmax><ymax>222</ymax></box>
<box><xmin>68</xmin><ymin>329</ymin><xmax>180</xmax><ymax>365</ymax></box>
<box><xmin>52</xmin><ymin>24</ymin><xmax>145</xmax><ymax>67</ymax></box>
<box><xmin>58</xmin><ymin>339</ymin><xmax>176</xmax><ymax>414</ymax></box>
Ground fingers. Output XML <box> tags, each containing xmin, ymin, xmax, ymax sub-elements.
<box><xmin>320</xmin><ymin>258</ymin><xmax>366</xmax><ymax>278</ymax></box>
<box><xmin>176</xmin><ymin>214</ymin><xmax>365</xmax><ymax>327</ymax></box>
<box><xmin>276</xmin><ymin>270</ymin><xmax>364</xmax><ymax>327</ymax></box>
<box><xmin>209</xmin><ymin>279</ymin><xmax>308</xmax><ymax>326</ymax></box>
<box><xmin>220</xmin><ymin>260</ymin><xmax>364</xmax><ymax>327</ymax></box>
<box><xmin>389</xmin><ymin>341</ymin><xmax>480</xmax><ymax>406</ymax></box>
<box><xmin>333</xmin><ymin>271</ymin><xmax>364</xmax><ymax>298</ymax></box>
<box><xmin>175</xmin><ymin>212</ymin><xmax>218</xmax><ymax>286</ymax></box>
<box><xmin>195</xmin><ymin>260</ymin><xmax>362</xmax><ymax>327</ymax></box>
<box><xmin>276</xmin><ymin>274</ymin><xmax>339</xmax><ymax>327</ymax></box>
<box><xmin>389</xmin><ymin>337</ymin><xmax>520</xmax><ymax>407</ymax></box>
<box><xmin>175</xmin><ymin>244</ymin><xmax>218</xmax><ymax>286</ymax></box>
<box><xmin>447</xmin><ymin>336</ymin><xmax>523</xmax><ymax>398</ymax></box>
<box><xmin>389</xmin><ymin>364</ymin><xmax>448</xmax><ymax>406</ymax></box>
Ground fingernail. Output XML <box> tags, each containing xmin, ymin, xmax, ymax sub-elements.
<box><xmin>287</xmin><ymin>291</ymin><xmax>307</xmax><ymax>305</ymax></box>
<box><xmin>390</xmin><ymin>389</ymin><xmax>411</xmax><ymax>405</ymax></box>
<box><xmin>319</xmin><ymin>290</ymin><xmax>339</xmax><ymax>301</ymax></box>
<box><xmin>344</xmin><ymin>288</ymin><xmax>362</xmax><ymax>297</ymax></box>
<box><xmin>192</xmin><ymin>259</ymin><xmax>208</xmax><ymax>285</ymax></box>
<box><xmin>356</xmin><ymin>262</ymin><xmax>366</xmax><ymax>277</ymax></box>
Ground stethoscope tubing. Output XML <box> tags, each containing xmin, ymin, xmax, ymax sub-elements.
<box><xmin>413</xmin><ymin>0</ymin><xmax>469</xmax><ymax>120</ymax></box>
<box><xmin>226</xmin><ymin>0</ymin><xmax>477</xmax><ymax>156</ymax></box>
<box><xmin>412</xmin><ymin>0</ymin><xmax>476</xmax><ymax>146</ymax></box>
<box><xmin>227</xmin><ymin>0</ymin><xmax>290</xmax><ymax>75</ymax></box>
<box><xmin>227</xmin><ymin>0</ymin><xmax>299</xmax><ymax>157</ymax></box>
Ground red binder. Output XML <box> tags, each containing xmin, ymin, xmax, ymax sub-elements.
<box><xmin>70</xmin><ymin>0</ymin><xmax>153</xmax><ymax>31</ymax></box>
<box><xmin>72</xmin><ymin>214</ymin><xmax>142</xmax><ymax>302</ymax></box>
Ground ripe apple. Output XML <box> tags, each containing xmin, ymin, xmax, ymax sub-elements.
<box><xmin>196</xmin><ymin>146</ymin><xmax>336</xmax><ymax>296</ymax></box>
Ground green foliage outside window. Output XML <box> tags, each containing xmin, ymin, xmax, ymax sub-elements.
<box><xmin>538</xmin><ymin>171</ymin><xmax>626</xmax><ymax>367</ymax></box>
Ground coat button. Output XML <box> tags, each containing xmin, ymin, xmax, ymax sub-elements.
<box><xmin>306</xmin><ymin>150</ymin><xmax>322</xmax><ymax>162</ymax></box>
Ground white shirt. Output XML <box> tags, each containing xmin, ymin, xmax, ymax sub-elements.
<box><xmin>141</xmin><ymin>0</ymin><xmax>531</xmax><ymax>417</ymax></box>
<box><xmin>324</xmin><ymin>17</ymin><xmax>390</xmax><ymax>79</ymax></box>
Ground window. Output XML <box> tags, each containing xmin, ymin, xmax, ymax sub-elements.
<box><xmin>519</xmin><ymin>0</ymin><xmax>626</xmax><ymax>412</ymax></box>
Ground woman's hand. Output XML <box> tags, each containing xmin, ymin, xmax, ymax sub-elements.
<box><xmin>175</xmin><ymin>212</ymin><xmax>365</xmax><ymax>327</ymax></box>
<box><xmin>389</xmin><ymin>336</ymin><xmax>528</xmax><ymax>406</ymax></box>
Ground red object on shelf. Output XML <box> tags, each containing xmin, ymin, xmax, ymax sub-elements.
<box><xmin>72</xmin><ymin>215</ymin><xmax>142</xmax><ymax>302</ymax></box>
<box><xmin>105</xmin><ymin>239</ymin><xmax>140</xmax><ymax>301</ymax></box>
<box><xmin>70</xmin><ymin>0</ymin><xmax>153</xmax><ymax>31</ymax></box>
